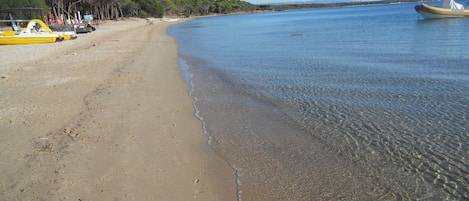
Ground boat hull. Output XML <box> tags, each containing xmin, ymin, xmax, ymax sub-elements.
<box><xmin>415</xmin><ymin>4</ymin><xmax>469</xmax><ymax>19</ymax></box>
<box><xmin>0</xmin><ymin>36</ymin><xmax>57</xmax><ymax>45</ymax></box>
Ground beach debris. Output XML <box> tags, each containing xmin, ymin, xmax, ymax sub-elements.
<box><xmin>194</xmin><ymin>178</ymin><xmax>199</xmax><ymax>184</ymax></box>
<box><xmin>44</xmin><ymin>143</ymin><xmax>54</xmax><ymax>151</ymax></box>
<box><xmin>64</xmin><ymin>127</ymin><xmax>80</xmax><ymax>139</ymax></box>
<box><xmin>32</xmin><ymin>138</ymin><xmax>54</xmax><ymax>152</ymax></box>
<box><xmin>0</xmin><ymin>75</ymin><xmax>6</xmax><ymax>79</ymax></box>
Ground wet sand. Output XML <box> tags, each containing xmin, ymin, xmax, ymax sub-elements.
<box><xmin>0</xmin><ymin>18</ymin><xmax>236</xmax><ymax>200</ymax></box>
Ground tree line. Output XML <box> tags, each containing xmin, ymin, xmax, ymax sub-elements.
<box><xmin>0</xmin><ymin>0</ymin><xmax>418</xmax><ymax>22</ymax></box>
<box><xmin>0</xmin><ymin>0</ymin><xmax>256</xmax><ymax>21</ymax></box>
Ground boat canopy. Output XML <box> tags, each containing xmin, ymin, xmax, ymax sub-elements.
<box><xmin>443</xmin><ymin>0</ymin><xmax>465</xmax><ymax>10</ymax></box>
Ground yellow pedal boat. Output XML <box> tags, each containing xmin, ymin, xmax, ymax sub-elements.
<box><xmin>0</xmin><ymin>19</ymin><xmax>60</xmax><ymax>45</ymax></box>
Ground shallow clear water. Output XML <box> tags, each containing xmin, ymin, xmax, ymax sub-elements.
<box><xmin>169</xmin><ymin>3</ymin><xmax>469</xmax><ymax>200</ymax></box>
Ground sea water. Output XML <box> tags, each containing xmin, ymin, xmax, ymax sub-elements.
<box><xmin>168</xmin><ymin>3</ymin><xmax>469</xmax><ymax>200</ymax></box>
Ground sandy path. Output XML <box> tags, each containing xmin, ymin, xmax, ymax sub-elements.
<box><xmin>0</xmin><ymin>18</ymin><xmax>236</xmax><ymax>201</ymax></box>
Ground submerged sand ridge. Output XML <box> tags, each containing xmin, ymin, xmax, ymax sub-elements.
<box><xmin>0</xmin><ymin>18</ymin><xmax>236</xmax><ymax>200</ymax></box>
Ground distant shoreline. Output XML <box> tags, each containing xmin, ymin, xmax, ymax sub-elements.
<box><xmin>252</xmin><ymin>0</ymin><xmax>426</xmax><ymax>11</ymax></box>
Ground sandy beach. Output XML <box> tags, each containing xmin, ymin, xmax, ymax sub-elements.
<box><xmin>0</xmin><ymin>18</ymin><xmax>236</xmax><ymax>200</ymax></box>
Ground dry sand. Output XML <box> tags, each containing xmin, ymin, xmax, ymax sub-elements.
<box><xmin>0</xmin><ymin>18</ymin><xmax>237</xmax><ymax>201</ymax></box>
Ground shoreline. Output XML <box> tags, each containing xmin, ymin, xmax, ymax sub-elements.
<box><xmin>0</xmin><ymin>18</ymin><xmax>237</xmax><ymax>200</ymax></box>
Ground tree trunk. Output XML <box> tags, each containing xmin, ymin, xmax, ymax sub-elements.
<box><xmin>67</xmin><ymin>0</ymin><xmax>83</xmax><ymax>20</ymax></box>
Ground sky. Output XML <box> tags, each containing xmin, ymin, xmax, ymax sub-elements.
<box><xmin>245</xmin><ymin>0</ymin><xmax>381</xmax><ymax>5</ymax></box>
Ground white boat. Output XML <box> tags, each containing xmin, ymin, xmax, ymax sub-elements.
<box><xmin>162</xmin><ymin>17</ymin><xmax>180</xmax><ymax>22</ymax></box>
<box><xmin>49</xmin><ymin>25</ymin><xmax>78</xmax><ymax>40</ymax></box>
<box><xmin>415</xmin><ymin>0</ymin><xmax>469</xmax><ymax>19</ymax></box>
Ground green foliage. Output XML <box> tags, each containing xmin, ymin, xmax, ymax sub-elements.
<box><xmin>122</xmin><ymin>0</ymin><xmax>255</xmax><ymax>17</ymax></box>
<box><xmin>0</xmin><ymin>0</ymin><xmax>255</xmax><ymax>19</ymax></box>
<box><xmin>0</xmin><ymin>0</ymin><xmax>48</xmax><ymax>19</ymax></box>
<box><xmin>136</xmin><ymin>0</ymin><xmax>165</xmax><ymax>17</ymax></box>
<box><xmin>0</xmin><ymin>0</ymin><xmax>47</xmax><ymax>9</ymax></box>
<box><xmin>123</xmin><ymin>1</ymin><xmax>141</xmax><ymax>17</ymax></box>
